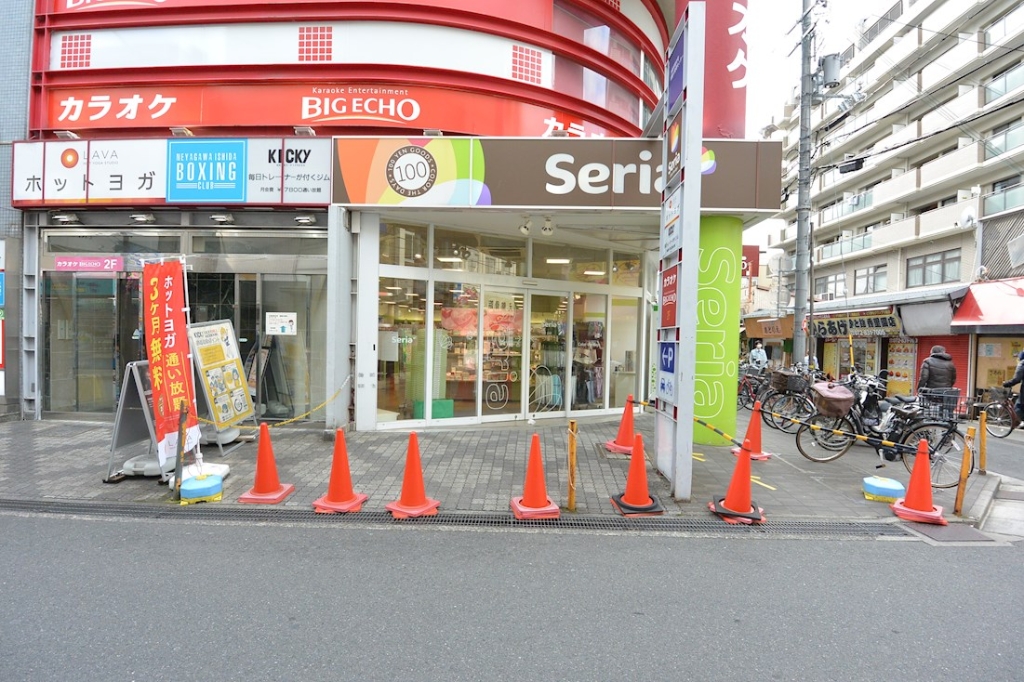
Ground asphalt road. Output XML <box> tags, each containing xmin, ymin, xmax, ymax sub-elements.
<box><xmin>2</xmin><ymin>513</ymin><xmax>1022</xmax><ymax>681</ymax></box>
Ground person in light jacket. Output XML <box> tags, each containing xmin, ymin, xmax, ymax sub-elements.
<box><xmin>748</xmin><ymin>342</ymin><xmax>768</xmax><ymax>370</ymax></box>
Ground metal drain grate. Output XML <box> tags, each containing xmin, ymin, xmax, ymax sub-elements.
<box><xmin>0</xmin><ymin>498</ymin><xmax>911</xmax><ymax>538</ymax></box>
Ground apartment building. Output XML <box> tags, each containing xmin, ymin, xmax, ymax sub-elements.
<box><xmin>757</xmin><ymin>0</ymin><xmax>1024</xmax><ymax>403</ymax></box>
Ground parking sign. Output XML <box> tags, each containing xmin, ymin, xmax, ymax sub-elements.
<box><xmin>657</xmin><ymin>342</ymin><xmax>677</xmax><ymax>403</ymax></box>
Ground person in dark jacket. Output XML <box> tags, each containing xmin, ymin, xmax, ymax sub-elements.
<box><xmin>917</xmin><ymin>345</ymin><xmax>957</xmax><ymax>390</ymax></box>
<box><xmin>1003</xmin><ymin>350</ymin><xmax>1024</xmax><ymax>422</ymax></box>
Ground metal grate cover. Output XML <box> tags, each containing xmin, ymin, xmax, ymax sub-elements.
<box><xmin>0</xmin><ymin>499</ymin><xmax>911</xmax><ymax>539</ymax></box>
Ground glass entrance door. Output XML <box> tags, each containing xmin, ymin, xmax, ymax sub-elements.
<box><xmin>480</xmin><ymin>288</ymin><xmax>524</xmax><ymax>417</ymax></box>
<box><xmin>528</xmin><ymin>293</ymin><xmax>567</xmax><ymax>415</ymax></box>
<box><xmin>42</xmin><ymin>272</ymin><xmax>141</xmax><ymax>413</ymax></box>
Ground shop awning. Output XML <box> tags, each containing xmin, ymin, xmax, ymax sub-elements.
<box><xmin>950</xmin><ymin>277</ymin><xmax>1024</xmax><ymax>334</ymax></box>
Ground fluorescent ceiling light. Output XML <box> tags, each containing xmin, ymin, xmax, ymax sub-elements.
<box><xmin>583</xmin><ymin>270</ymin><xmax>606</xmax><ymax>276</ymax></box>
<box><xmin>436</xmin><ymin>256</ymin><xmax>463</xmax><ymax>263</ymax></box>
<box><xmin>384</xmin><ymin>286</ymin><xmax>403</xmax><ymax>290</ymax></box>
<box><xmin>546</xmin><ymin>258</ymin><xmax>571</xmax><ymax>264</ymax></box>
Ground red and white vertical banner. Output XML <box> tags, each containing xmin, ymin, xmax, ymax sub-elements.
<box><xmin>143</xmin><ymin>259</ymin><xmax>201</xmax><ymax>465</ymax></box>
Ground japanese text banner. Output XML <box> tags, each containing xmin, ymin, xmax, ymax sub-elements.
<box><xmin>142</xmin><ymin>260</ymin><xmax>201</xmax><ymax>465</ymax></box>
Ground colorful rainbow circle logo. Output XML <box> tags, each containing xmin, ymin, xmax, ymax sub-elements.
<box><xmin>700</xmin><ymin>147</ymin><xmax>716</xmax><ymax>174</ymax></box>
<box><xmin>60</xmin><ymin>148</ymin><xmax>79</xmax><ymax>168</ymax></box>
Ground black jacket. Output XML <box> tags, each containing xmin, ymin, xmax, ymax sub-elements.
<box><xmin>918</xmin><ymin>351</ymin><xmax>956</xmax><ymax>390</ymax></box>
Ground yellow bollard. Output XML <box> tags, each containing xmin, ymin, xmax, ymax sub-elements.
<box><xmin>954</xmin><ymin>426</ymin><xmax>976</xmax><ymax>517</ymax></box>
<box><xmin>978</xmin><ymin>410</ymin><xmax>988</xmax><ymax>475</ymax></box>
<box><xmin>567</xmin><ymin>420</ymin><xmax>578</xmax><ymax>512</ymax></box>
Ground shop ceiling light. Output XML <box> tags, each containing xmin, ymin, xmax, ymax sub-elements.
<box><xmin>546</xmin><ymin>258</ymin><xmax>571</xmax><ymax>264</ymax></box>
<box><xmin>436</xmin><ymin>256</ymin><xmax>463</xmax><ymax>263</ymax></box>
<box><xmin>294</xmin><ymin>214</ymin><xmax>317</xmax><ymax>225</ymax></box>
<box><xmin>293</xmin><ymin>126</ymin><xmax>316</xmax><ymax>137</ymax></box>
<box><xmin>210</xmin><ymin>213</ymin><xmax>234</xmax><ymax>224</ymax></box>
<box><xmin>422</xmin><ymin>129</ymin><xmax>443</xmax><ymax>136</ymax></box>
<box><xmin>130</xmin><ymin>213</ymin><xmax>155</xmax><ymax>224</ymax></box>
<box><xmin>583</xmin><ymin>270</ymin><xmax>606</xmax><ymax>276</ymax></box>
<box><xmin>170</xmin><ymin>126</ymin><xmax>194</xmax><ymax>137</ymax></box>
<box><xmin>54</xmin><ymin>130</ymin><xmax>80</xmax><ymax>140</ymax></box>
<box><xmin>541</xmin><ymin>217</ymin><xmax>554</xmax><ymax>236</ymax></box>
<box><xmin>519</xmin><ymin>218</ymin><xmax>532</xmax><ymax>236</ymax></box>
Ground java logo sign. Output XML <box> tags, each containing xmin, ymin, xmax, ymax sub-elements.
<box><xmin>65</xmin><ymin>0</ymin><xmax>167</xmax><ymax>9</ymax></box>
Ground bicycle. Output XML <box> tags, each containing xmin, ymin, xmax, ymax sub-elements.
<box><xmin>983</xmin><ymin>386</ymin><xmax>1022</xmax><ymax>438</ymax></box>
<box><xmin>760</xmin><ymin>368</ymin><xmax>816</xmax><ymax>434</ymax></box>
<box><xmin>795</xmin><ymin>392</ymin><xmax>969</xmax><ymax>488</ymax></box>
<box><xmin>736</xmin><ymin>364</ymin><xmax>768</xmax><ymax>410</ymax></box>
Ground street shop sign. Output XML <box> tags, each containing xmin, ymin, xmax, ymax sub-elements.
<box><xmin>142</xmin><ymin>260</ymin><xmax>201</xmax><ymax>465</ymax></box>
<box><xmin>811</xmin><ymin>308</ymin><xmax>903</xmax><ymax>338</ymax></box>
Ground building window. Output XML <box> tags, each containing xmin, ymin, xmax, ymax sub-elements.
<box><xmin>814</xmin><ymin>273</ymin><xmax>846</xmax><ymax>300</ymax></box>
<box><xmin>906</xmin><ymin>249</ymin><xmax>960</xmax><ymax>288</ymax></box>
<box><xmin>985</xmin><ymin>175</ymin><xmax>1024</xmax><ymax>214</ymax></box>
<box><xmin>854</xmin><ymin>265</ymin><xmax>887</xmax><ymax>295</ymax></box>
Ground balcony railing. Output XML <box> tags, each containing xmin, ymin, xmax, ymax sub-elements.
<box><xmin>983</xmin><ymin>183</ymin><xmax>1024</xmax><ymax>215</ymax></box>
<box><xmin>818</xmin><ymin>233</ymin><xmax>873</xmax><ymax>260</ymax></box>
<box><xmin>984</xmin><ymin>124</ymin><xmax>1024</xmax><ymax>160</ymax></box>
<box><xmin>985</xmin><ymin>63</ymin><xmax>1024</xmax><ymax>105</ymax></box>
<box><xmin>819</xmin><ymin>189</ymin><xmax>874</xmax><ymax>224</ymax></box>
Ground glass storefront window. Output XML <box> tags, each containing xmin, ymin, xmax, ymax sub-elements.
<box><xmin>976</xmin><ymin>337</ymin><xmax>1024</xmax><ymax>389</ymax></box>
<box><xmin>436</xmin><ymin>281</ymin><xmax>480</xmax><ymax>419</ymax></box>
<box><xmin>612</xmin><ymin>252</ymin><xmax>643</xmax><ymax>287</ymax></box>
<box><xmin>609</xmin><ymin>296</ymin><xmax>639</xmax><ymax>408</ymax></box>
<box><xmin>380</xmin><ymin>222</ymin><xmax>428</xmax><ymax>267</ymax></box>
<box><xmin>553</xmin><ymin>0</ymin><xmax>643</xmax><ymax>77</ymax></box>
<box><xmin>377</xmin><ymin>277</ymin><xmax>428</xmax><ymax>421</ymax></box>
<box><xmin>571</xmin><ymin>294</ymin><xmax>606</xmax><ymax>410</ymax></box>
<box><xmin>46</xmin><ymin>233</ymin><xmax>181</xmax><ymax>254</ymax></box>
<box><xmin>191</xmin><ymin>234</ymin><xmax>326</xmax><ymax>255</ymax></box>
<box><xmin>434</xmin><ymin>228</ymin><xmax>525</xmax><ymax>276</ymax></box>
<box><xmin>533</xmin><ymin>242</ymin><xmax>609</xmax><ymax>282</ymax></box>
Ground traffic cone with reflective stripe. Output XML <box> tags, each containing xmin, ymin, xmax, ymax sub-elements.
<box><xmin>385</xmin><ymin>432</ymin><xmax>440</xmax><ymax>519</ymax></box>
<box><xmin>313</xmin><ymin>429</ymin><xmax>367</xmax><ymax>513</ymax></box>
<box><xmin>709</xmin><ymin>439</ymin><xmax>766</xmax><ymax>524</ymax></box>
<box><xmin>611</xmin><ymin>434</ymin><xmax>664</xmax><ymax>516</ymax></box>
<box><xmin>511</xmin><ymin>434</ymin><xmax>560</xmax><ymax>520</ymax></box>
<box><xmin>239</xmin><ymin>423</ymin><xmax>295</xmax><ymax>504</ymax></box>
<box><xmin>891</xmin><ymin>438</ymin><xmax>947</xmax><ymax>525</ymax></box>
<box><xmin>605</xmin><ymin>395</ymin><xmax>635</xmax><ymax>454</ymax></box>
<box><xmin>732</xmin><ymin>400</ymin><xmax>772</xmax><ymax>460</ymax></box>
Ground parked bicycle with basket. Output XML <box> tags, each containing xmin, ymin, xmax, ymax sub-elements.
<box><xmin>983</xmin><ymin>386</ymin><xmax>1022</xmax><ymax>438</ymax></box>
<box><xmin>795</xmin><ymin>375</ymin><xmax>969</xmax><ymax>488</ymax></box>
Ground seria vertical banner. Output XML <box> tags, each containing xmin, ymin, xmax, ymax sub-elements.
<box><xmin>142</xmin><ymin>260</ymin><xmax>202</xmax><ymax>465</ymax></box>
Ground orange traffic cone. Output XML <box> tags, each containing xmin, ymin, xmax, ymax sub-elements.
<box><xmin>239</xmin><ymin>423</ymin><xmax>295</xmax><ymax>504</ymax></box>
<box><xmin>611</xmin><ymin>434</ymin><xmax>664</xmax><ymax>516</ymax></box>
<box><xmin>511</xmin><ymin>434</ymin><xmax>560</xmax><ymax>520</ymax></box>
<box><xmin>709</xmin><ymin>440</ymin><xmax>766</xmax><ymax>524</ymax></box>
<box><xmin>891</xmin><ymin>438</ymin><xmax>947</xmax><ymax>525</ymax></box>
<box><xmin>732</xmin><ymin>400</ymin><xmax>772</xmax><ymax>460</ymax></box>
<box><xmin>313</xmin><ymin>429</ymin><xmax>368</xmax><ymax>513</ymax></box>
<box><xmin>605</xmin><ymin>395</ymin><xmax>635</xmax><ymax>454</ymax></box>
<box><xmin>385</xmin><ymin>432</ymin><xmax>440</xmax><ymax>519</ymax></box>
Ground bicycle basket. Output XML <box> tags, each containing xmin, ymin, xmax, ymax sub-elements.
<box><xmin>918</xmin><ymin>387</ymin><xmax>961</xmax><ymax>420</ymax></box>
<box><xmin>811</xmin><ymin>382</ymin><xmax>855</xmax><ymax>417</ymax></box>
<box><xmin>772</xmin><ymin>369</ymin><xmax>806</xmax><ymax>393</ymax></box>
<box><xmin>989</xmin><ymin>386</ymin><xmax>1011</xmax><ymax>402</ymax></box>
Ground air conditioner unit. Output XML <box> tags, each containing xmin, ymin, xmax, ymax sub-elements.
<box><xmin>822</xmin><ymin>292</ymin><xmax>837</xmax><ymax>301</ymax></box>
<box><xmin>841</xmin><ymin>230</ymin><xmax>854</xmax><ymax>240</ymax></box>
<box><xmin>848</xmin><ymin>194</ymin><xmax>861</xmax><ymax>206</ymax></box>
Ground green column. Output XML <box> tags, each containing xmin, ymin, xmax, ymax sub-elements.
<box><xmin>693</xmin><ymin>215</ymin><xmax>742</xmax><ymax>446</ymax></box>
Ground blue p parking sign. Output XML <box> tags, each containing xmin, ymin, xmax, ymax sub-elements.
<box><xmin>0</xmin><ymin>272</ymin><xmax>5</xmax><ymax>307</ymax></box>
<box><xmin>658</xmin><ymin>342</ymin><xmax>677</xmax><ymax>403</ymax></box>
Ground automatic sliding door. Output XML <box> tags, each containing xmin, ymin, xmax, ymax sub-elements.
<box><xmin>480</xmin><ymin>289</ymin><xmax>523</xmax><ymax>416</ymax></box>
<box><xmin>528</xmin><ymin>293</ymin><xmax>567</xmax><ymax>414</ymax></box>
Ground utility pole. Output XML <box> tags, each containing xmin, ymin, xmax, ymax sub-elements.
<box><xmin>792</xmin><ymin>0</ymin><xmax>814</xmax><ymax>367</ymax></box>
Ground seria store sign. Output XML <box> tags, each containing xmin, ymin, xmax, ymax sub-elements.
<box><xmin>811</xmin><ymin>308</ymin><xmax>903</xmax><ymax>338</ymax></box>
